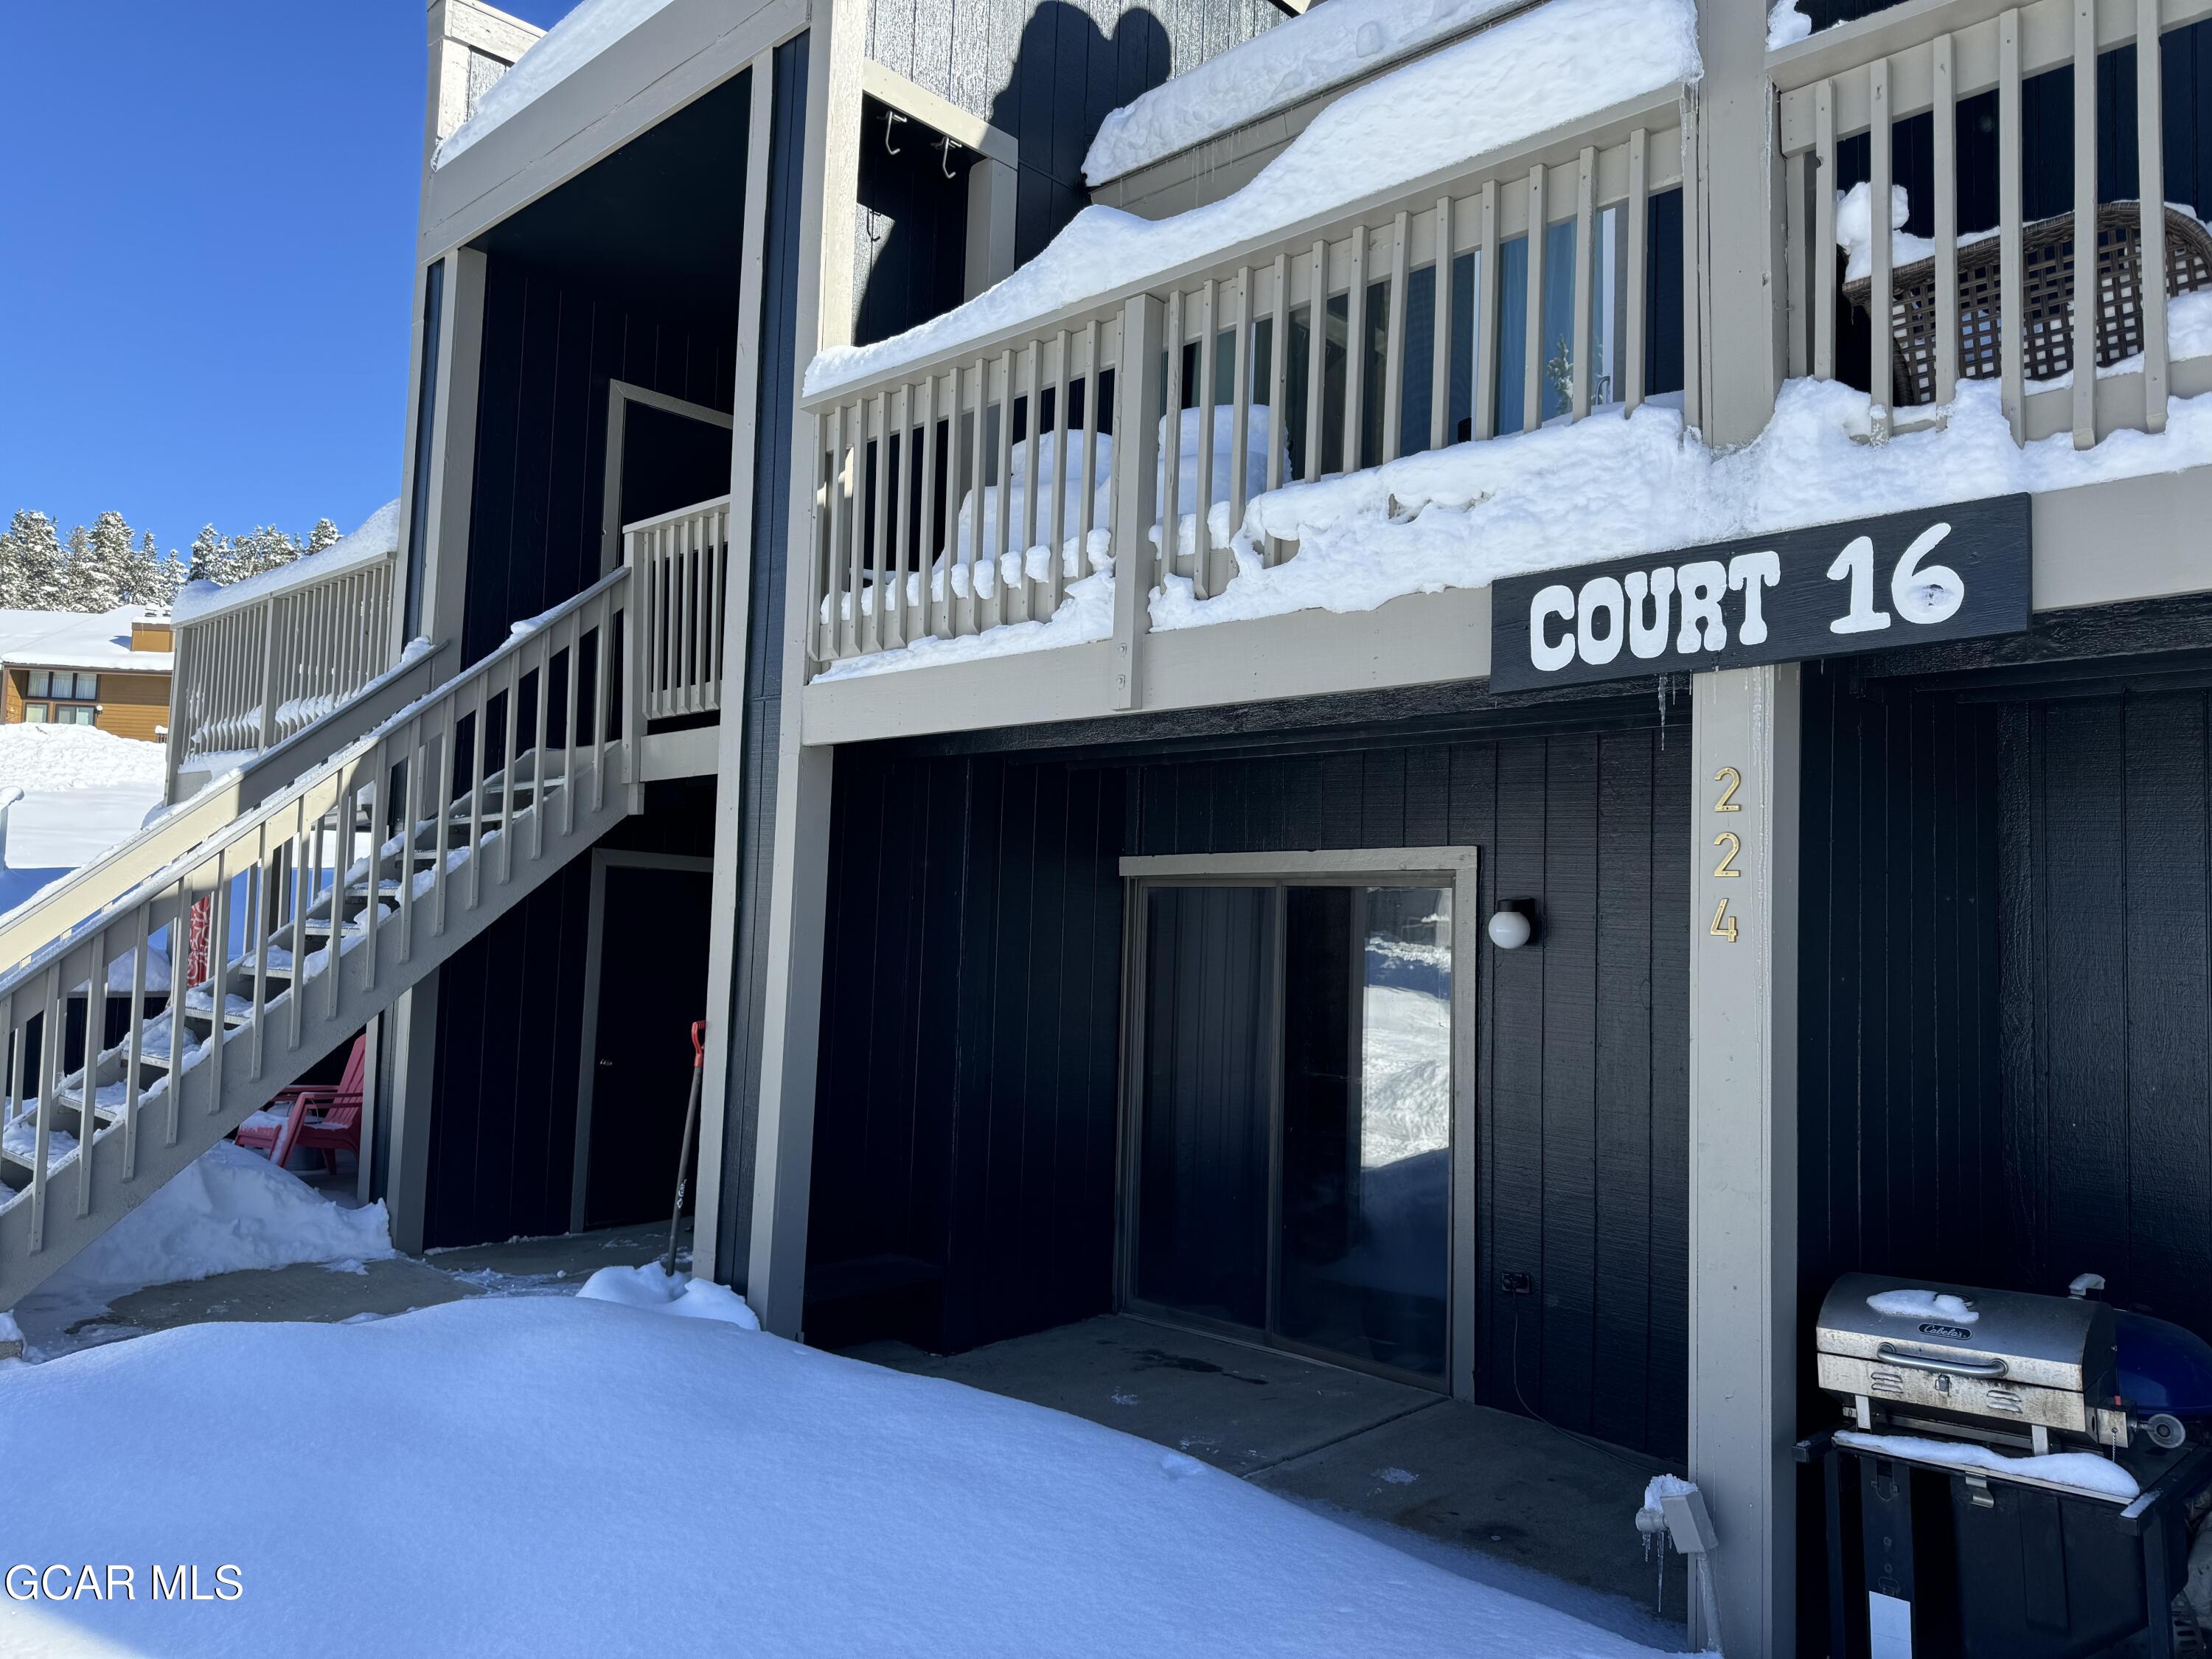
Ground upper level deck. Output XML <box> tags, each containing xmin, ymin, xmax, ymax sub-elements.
<box><xmin>791</xmin><ymin>0</ymin><xmax>2212</xmax><ymax>747</ymax></box>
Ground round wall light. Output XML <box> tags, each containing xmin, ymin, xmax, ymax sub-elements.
<box><xmin>1487</xmin><ymin>899</ymin><xmax>1539</xmax><ymax>950</ymax></box>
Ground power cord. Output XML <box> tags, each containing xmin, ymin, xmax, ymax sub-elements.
<box><xmin>1506</xmin><ymin>1295</ymin><xmax>1676</xmax><ymax>1477</ymax></box>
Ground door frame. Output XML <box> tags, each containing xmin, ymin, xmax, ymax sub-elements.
<box><xmin>1115</xmin><ymin>847</ymin><xmax>1481</xmax><ymax>1400</ymax></box>
<box><xmin>569</xmin><ymin>848</ymin><xmax>716</xmax><ymax>1232</ymax></box>
<box><xmin>599</xmin><ymin>380</ymin><xmax>736</xmax><ymax>575</ymax></box>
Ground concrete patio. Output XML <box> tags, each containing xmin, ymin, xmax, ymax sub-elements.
<box><xmin>838</xmin><ymin>1315</ymin><xmax>1692</xmax><ymax>1651</ymax></box>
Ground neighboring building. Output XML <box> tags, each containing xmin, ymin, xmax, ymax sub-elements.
<box><xmin>9</xmin><ymin>2</ymin><xmax>2212</xmax><ymax>1655</ymax></box>
<box><xmin>0</xmin><ymin>606</ymin><xmax>174</xmax><ymax>741</ymax></box>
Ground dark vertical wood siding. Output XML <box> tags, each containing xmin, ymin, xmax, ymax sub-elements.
<box><xmin>1798</xmin><ymin>674</ymin><xmax>2007</xmax><ymax>1319</ymax></box>
<box><xmin>423</xmin><ymin>782</ymin><xmax>717</xmax><ymax>1249</ymax></box>
<box><xmin>1999</xmin><ymin>690</ymin><xmax>2212</xmax><ymax>1332</ymax></box>
<box><xmin>462</xmin><ymin>259</ymin><xmax>734</xmax><ymax>669</ymax></box>
<box><xmin>812</xmin><ymin>720</ymin><xmax>1690</xmax><ymax>1459</ymax></box>
<box><xmin>715</xmin><ymin>31</ymin><xmax>813</xmax><ymax>1290</ymax></box>
<box><xmin>807</xmin><ymin>751</ymin><xmax>1127</xmax><ymax>1351</ymax></box>
<box><xmin>857</xmin><ymin>0</ymin><xmax>1279</xmax><ymax>312</ymax></box>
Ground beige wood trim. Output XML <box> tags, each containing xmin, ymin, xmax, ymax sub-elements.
<box><xmin>858</xmin><ymin>59</ymin><xmax>1018</xmax><ymax>167</ymax></box>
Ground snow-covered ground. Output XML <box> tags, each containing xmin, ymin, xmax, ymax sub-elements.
<box><xmin>0</xmin><ymin>724</ymin><xmax>164</xmax><ymax>918</ymax></box>
<box><xmin>13</xmin><ymin>1141</ymin><xmax>397</xmax><ymax>1337</ymax></box>
<box><xmin>0</xmin><ymin>1297</ymin><xmax>1664</xmax><ymax>1658</ymax></box>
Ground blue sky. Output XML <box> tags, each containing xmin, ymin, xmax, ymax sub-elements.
<box><xmin>0</xmin><ymin>1</ymin><xmax>576</xmax><ymax>557</ymax></box>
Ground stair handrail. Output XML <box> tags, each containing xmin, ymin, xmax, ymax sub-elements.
<box><xmin>0</xmin><ymin>639</ymin><xmax>453</xmax><ymax>977</ymax></box>
<box><xmin>0</xmin><ymin>567</ymin><xmax>632</xmax><ymax>994</ymax></box>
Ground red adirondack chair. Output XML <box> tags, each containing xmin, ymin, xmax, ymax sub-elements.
<box><xmin>236</xmin><ymin>1035</ymin><xmax>367</xmax><ymax>1178</ymax></box>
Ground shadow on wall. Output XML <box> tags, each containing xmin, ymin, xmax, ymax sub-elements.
<box><xmin>855</xmin><ymin>1</ymin><xmax>1172</xmax><ymax>347</ymax></box>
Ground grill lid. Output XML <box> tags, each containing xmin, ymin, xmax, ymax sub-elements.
<box><xmin>1816</xmin><ymin>1273</ymin><xmax>2115</xmax><ymax>1396</ymax></box>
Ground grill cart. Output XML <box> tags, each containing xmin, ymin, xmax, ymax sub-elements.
<box><xmin>1796</xmin><ymin>1272</ymin><xmax>2212</xmax><ymax>1658</ymax></box>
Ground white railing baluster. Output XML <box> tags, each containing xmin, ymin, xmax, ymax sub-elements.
<box><xmin>1815</xmin><ymin>81</ymin><xmax>1837</xmax><ymax>384</ymax></box>
<box><xmin>2000</xmin><ymin>8</ymin><xmax>2025</xmax><ymax>438</ymax></box>
<box><xmin>963</xmin><ymin>363</ymin><xmax>984</xmax><ymax>638</ymax></box>
<box><xmin>123</xmin><ymin>908</ymin><xmax>145</xmax><ymax>1181</ymax></box>
<box><xmin>1047</xmin><ymin>334</ymin><xmax>1069</xmax><ymax>616</ymax></box>
<box><xmin>1344</xmin><ymin>229</ymin><xmax>1368</xmax><ymax>470</ymax></box>
<box><xmin>918</xmin><ymin>374</ymin><xmax>941</xmax><ymax>641</ymax></box>
<box><xmin>80</xmin><ymin>927</ymin><xmax>106</xmax><ymax>1217</ymax></box>
<box><xmin>1301</xmin><ymin>239</ymin><xmax>1318</xmax><ymax>480</ymax></box>
<box><xmin>1871</xmin><ymin>58</ymin><xmax>1894</xmax><ymax>434</ymax></box>
<box><xmin>1265</xmin><ymin>254</ymin><xmax>1289</xmax><ymax>566</ymax></box>
<box><xmin>1195</xmin><ymin>279</ymin><xmax>1217</xmax><ymax>599</ymax></box>
<box><xmin>1573</xmin><ymin>149</ymin><xmax>1596</xmax><ymax>421</ymax></box>
<box><xmin>992</xmin><ymin>351</ymin><xmax>1015</xmax><ymax>632</ymax></box>
<box><xmin>1019</xmin><ymin>344</ymin><xmax>1042</xmax><ymax>621</ymax></box>
<box><xmin>1163</xmin><ymin>288</ymin><xmax>1185</xmax><ymax>596</ymax></box>
<box><xmin>1523</xmin><ymin>166</ymin><xmax>1545</xmax><ymax>434</ymax></box>
<box><xmin>1078</xmin><ymin>319</ymin><xmax>1100</xmax><ymax>569</ymax></box>
<box><xmin>1627</xmin><ymin>132</ymin><xmax>1649</xmax><ymax>414</ymax></box>
<box><xmin>1475</xmin><ymin>181</ymin><xmax>1500</xmax><ymax>441</ymax></box>
<box><xmin>2139</xmin><ymin>0</ymin><xmax>2168</xmax><ymax>432</ymax></box>
<box><xmin>1229</xmin><ymin>266</ymin><xmax>1254</xmax><ymax>585</ymax></box>
<box><xmin>1430</xmin><ymin>199</ymin><xmax>1451</xmax><ymax>453</ymax></box>
<box><xmin>1383</xmin><ymin>211</ymin><xmax>1408</xmax><ymax>459</ymax></box>
<box><xmin>1935</xmin><ymin>36</ymin><xmax>1959</xmax><ymax>408</ymax></box>
<box><xmin>2070</xmin><ymin>0</ymin><xmax>2097</xmax><ymax>448</ymax></box>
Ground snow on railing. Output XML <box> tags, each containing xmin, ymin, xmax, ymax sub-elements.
<box><xmin>801</xmin><ymin>109</ymin><xmax>1688</xmax><ymax>688</ymax></box>
<box><xmin>1775</xmin><ymin>0</ymin><xmax>2212</xmax><ymax>445</ymax></box>
<box><xmin>167</xmin><ymin>545</ymin><xmax>399</xmax><ymax>788</ymax></box>
<box><xmin>623</xmin><ymin>495</ymin><xmax>731</xmax><ymax>720</ymax></box>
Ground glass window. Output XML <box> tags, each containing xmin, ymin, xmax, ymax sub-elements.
<box><xmin>1587</xmin><ymin>203</ymin><xmax>1630</xmax><ymax>410</ymax></box>
<box><xmin>1495</xmin><ymin>235</ymin><xmax>1529</xmax><ymax>433</ymax></box>
<box><xmin>27</xmin><ymin>670</ymin><xmax>50</xmax><ymax>698</ymax></box>
<box><xmin>22</xmin><ymin>703</ymin><xmax>49</xmax><ymax>723</ymax></box>
<box><xmin>60</xmin><ymin>704</ymin><xmax>97</xmax><ymax>726</ymax></box>
<box><xmin>1132</xmin><ymin>879</ymin><xmax>1454</xmax><ymax>1385</ymax></box>
<box><xmin>1538</xmin><ymin>216</ymin><xmax>1579</xmax><ymax>424</ymax></box>
<box><xmin>1278</xmin><ymin>886</ymin><xmax>1451</xmax><ymax>1379</ymax></box>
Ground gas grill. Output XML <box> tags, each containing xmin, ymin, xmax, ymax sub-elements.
<box><xmin>1799</xmin><ymin>1271</ymin><xmax>2212</xmax><ymax>1659</ymax></box>
<box><xmin>1815</xmin><ymin>1271</ymin><xmax>2131</xmax><ymax>1457</ymax></box>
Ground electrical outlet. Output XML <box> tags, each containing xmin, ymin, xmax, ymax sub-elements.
<box><xmin>1501</xmin><ymin>1271</ymin><xmax>1534</xmax><ymax>1295</ymax></box>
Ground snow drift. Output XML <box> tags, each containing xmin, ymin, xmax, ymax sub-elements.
<box><xmin>0</xmin><ymin>1298</ymin><xmax>1664</xmax><ymax>1658</ymax></box>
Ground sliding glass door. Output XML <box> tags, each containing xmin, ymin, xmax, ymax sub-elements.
<box><xmin>1124</xmin><ymin>875</ymin><xmax>1458</xmax><ymax>1387</ymax></box>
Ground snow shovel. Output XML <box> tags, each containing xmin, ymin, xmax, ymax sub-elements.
<box><xmin>664</xmin><ymin>1020</ymin><xmax>706</xmax><ymax>1280</ymax></box>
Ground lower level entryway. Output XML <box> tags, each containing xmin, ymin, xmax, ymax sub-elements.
<box><xmin>839</xmin><ymin>1312</ymin><xmax>1691</xmax><ymax>1652</ymax></box>
<box><xmin>1121</xmin><ymin>860</ymin><xmax>1473</xmax><ymax>1392</ymax></box>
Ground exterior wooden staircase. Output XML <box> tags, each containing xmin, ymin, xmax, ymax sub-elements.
<box><xmin>0</xmin><ymin>569</ymin><xmax>636</xmax><ymax>1313</ymax></box>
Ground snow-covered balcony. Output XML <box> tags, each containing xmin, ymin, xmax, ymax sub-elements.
<box><xmin>1773</xmin><ymin>0</ymin><xmax>2212</xmax><ymax>441</ymax></box>
<box><xmin>794</xmin><ymin>0</ymin><xmax>2212</xmax><ymax>745</ymax></box>
<box><xmin>791</xmin><ymin>0</ymin><xmax>1702</xmax><ymax>732</ymax></box>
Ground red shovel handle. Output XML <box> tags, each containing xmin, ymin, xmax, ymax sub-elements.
<box><xmin>691</xmin><ymin>1020</ymin><xmax>706</xmax><ymax>1069</ymax></box>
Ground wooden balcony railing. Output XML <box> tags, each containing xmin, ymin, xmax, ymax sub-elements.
<box><xmin>167</xmin><ymin>546</ymin><xmax>399</xmax><ymax>790</ymax></box>
<box><xmin>622</xmin><ymin>495</ymin><xmax>732</xmax><ymax>721</ymax></box>
<box><xmin>799</xmin><ymin>90</ymin><xmax>1688</xmax><ymax>686</ymax></box>
<box><xmin>1776</xmin><ymin>0</ymin><xmax>2212</xmax><ymax>442</ymax></box>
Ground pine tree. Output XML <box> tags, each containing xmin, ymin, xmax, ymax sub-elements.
<box><xmin>306</xmin><ymin>518</ymin><xmax>340</xmax><ymax>554</ymax></box>
<box><xmin>58</xmin><ymin>523</ymin><xmax>110</xmax><ymax>611</ymax></box>
<box><xmin>0</xmin><ymin>511</ymin><xmax>66</xmax><ymax>609</ymax></box>
<box><xmin>187</xmin><ymin>525</ymin><xmax>228</xmax><ymax>587</ymax></box>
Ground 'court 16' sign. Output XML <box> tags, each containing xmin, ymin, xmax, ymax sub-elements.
<box><xmin>1489</xmin><ymin>496</ymin><xmax>2031</xmax><ymax>692</ymax></box>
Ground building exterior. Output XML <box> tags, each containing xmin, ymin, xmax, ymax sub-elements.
<box><xmin>7</xmin><ymin>0</ymin><xmax>2212</xmax><ymax>1652</ymax></box>
<box><xmin>0</xmin><ymin>607</ymin><xmax>173</xmax><ymax>741</ymax></box>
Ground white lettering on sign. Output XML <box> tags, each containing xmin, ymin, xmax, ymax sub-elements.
<box><xmin>1728</xmin><ymin>551</ymin><xmax>1780</xmax><ymax>645</ymax></box>
<box><xmin>1626</xmin><ymin>568</ymin><xmax>1674</xmax><ymax>658</ymax></box>
<box><xmin>1522</xmin><ymin>521</ymin><xmax>1966</xmax><ymax>674</ymax></box>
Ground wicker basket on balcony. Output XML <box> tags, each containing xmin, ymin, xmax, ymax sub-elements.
<box><xmin>1841</xmin><ymin>204</ymin><xmax>2212</xmax><ymax>406</ymax></box>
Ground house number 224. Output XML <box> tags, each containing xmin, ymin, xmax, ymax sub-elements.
<box><xmin>1710</xmin><ymin>766</ymin><xmax>1743</xmax><ymax>944</ymax></box>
